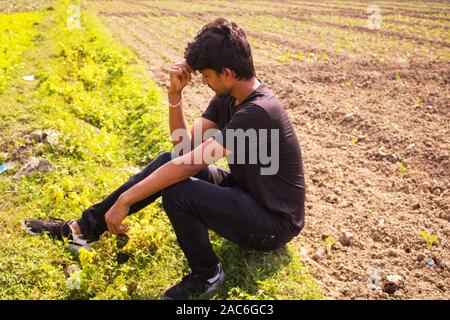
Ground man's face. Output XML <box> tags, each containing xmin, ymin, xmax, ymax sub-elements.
<box><xmin>199</xmin><ymin>69</ymin><xmax>232</xmax><ymax>97</ymax></box>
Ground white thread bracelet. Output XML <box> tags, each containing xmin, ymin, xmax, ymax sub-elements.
<box><xmin>169</xmin><ymin>94</ymin><xmax>183</xmax><ymax>108</ymax></box>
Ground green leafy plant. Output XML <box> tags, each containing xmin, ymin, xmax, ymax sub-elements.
<box><xmin>398</xmin><ymin>162</ymin><xmax>406</xmax><ymax>174</ymax></box>
<box><xmin>419</xmin><ymin>230</ymin><xmax>437</xmax><ymax>249</ymax></box>
<box><xmin>325</xmin><ymin>236</ymin><xmax>337</xmax><ymax>257</ymax></box>
<box><xmin>278</xmin><ymin>52</ymin><xmax>293</xmax><ymax>63</ymax></box>
<box><xmin>335</xmin><ymin>168</ymin><xmax>343</xmax><ymax>181</ymax></box>
<box><xmin>395</xmin><ymin>74</ymin><xmax>406</xmax><ymax>85</ymax></box>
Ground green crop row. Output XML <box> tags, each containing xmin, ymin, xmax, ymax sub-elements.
<box><xmin>0</xmin><ymin>12</ymin><xmax>42</xmax><ymax>93</ymax></box>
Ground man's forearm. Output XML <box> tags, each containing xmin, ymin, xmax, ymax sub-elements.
<box><xmin>119</xmin><ymin>137</ymin><xmax>223</xmax><ymax>208</ymax></box>
<box><xmin>169</xmin><ymin>90</ymin><xmax>191</xmax><ymax>148</ymax></box>
<box><xmin>119</xmin><ymin>159</ymin><xmax>201</xmax><ymax>207</ymax></box>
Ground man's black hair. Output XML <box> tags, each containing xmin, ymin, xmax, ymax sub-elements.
<box><xmin>184</xmin><ymin>18</ymin><xmax>256</xmax><ymax>80</ymax></box>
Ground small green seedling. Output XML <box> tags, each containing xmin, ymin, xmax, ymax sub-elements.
<box><xmin>419</xmin><ymin>230</ymin><xmax>437</xmax><ymax>249</ymax></box>
<box><xmin>395</xmin><ymin>74</ymin><xmax>406</xmax><ymax>85</ymax></box>
<box><xmin>325</xmin><ymin>236</ymin><xmax>337</xmax><ymax>256</ymax></box>
<box><xmin>278</xmin><ymin>52</ymin><xmax>292</xmax><ymax>63</ymax></box>
<box><xmin>351</xmin><ymin>137</ymin><xmax>358</xmax><ymax>145</ymax></box>
<box><xmin>398</xmin><ymin>162</ymin><xmax>405</xmax><ymax>174</ymax></box>
<box><xmin>335</xmin><ymin>168</ymin><xmax>343</xmax><ymax>181</ymax></box>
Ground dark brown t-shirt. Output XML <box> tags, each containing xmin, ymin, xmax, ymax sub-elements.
<box><xmin>201</xmin><ymin>82</ymin><xmax>305</xmax><ymax>233</ymax></box>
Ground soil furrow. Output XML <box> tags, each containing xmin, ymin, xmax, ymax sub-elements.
<box><xmin>89</xmin><ymin>0</ymin><xmax>450</xmax><ymax>300</ymax></box>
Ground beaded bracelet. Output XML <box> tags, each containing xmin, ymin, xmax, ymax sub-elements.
<box><xmin>169</xmin><ymin>94</ymin><xmax>183</xmax><ymax>108</ymax></box>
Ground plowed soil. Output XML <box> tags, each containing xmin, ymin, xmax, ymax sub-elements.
<box><xmin>86</xmin><ymin>0</ymin><xmax>450</xmax><ymax>299</ymax></box>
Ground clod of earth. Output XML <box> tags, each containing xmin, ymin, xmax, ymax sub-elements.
<box><xmin>383</xmin><ymin>274</ymin><xmax>404</xmax><ymax>294</ymax></box>
<box><xmin>339</xmin><ymin>231</ymin><xmax>354</xmax><ymax>247</ymax></box>
<box><xmin>343</xmin><ymin>112</ymin><xmax>354</xmax><ymax>122</ymax></box>
<box><xmin>30</xmin><ymin>130</ymin><xmax>44</xmax><ymax>142</ymax></box>
<box><xmin>13</xmin><ymin>157</ymin><xmax>53</xmax><ymax>179</ymax></box>
<box><xmin>117</xmin><ymin>252</ymin><xmax>130</xmax><ymax>264</ymax></box>
<box><xmin>65</xmin><ymin>265</ymin><xmax>81</xmax><ymax>277</ymax></box>
<box><xmin>28</xmin><ymin>129</ymin><xmax>60</xmax><ymax>146</ymax></box>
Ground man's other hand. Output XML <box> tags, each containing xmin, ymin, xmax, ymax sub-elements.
<box><xmin>169</xmin><ymin>60</ymin><xmax>196</xmax><ymax>94</ymax></box>
<box><xmin>105</xmin><ymin>196</ymin><xmax>130</xmax><ymax>235</ymax></box>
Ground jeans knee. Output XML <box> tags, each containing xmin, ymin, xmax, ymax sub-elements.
<box><xmin>136</xmin><ymin>151</ymin><xmax>174</xmax><ymax>180</ymax></box>
<box><xmin>156</xmin><ymin>151</ymin><xmax>175</xmax><ymax>164</ymax></box>
<box><xmin>161</xmin><ymin>179</ymin><xmax>191</xmax><ymax>213</ymax></box>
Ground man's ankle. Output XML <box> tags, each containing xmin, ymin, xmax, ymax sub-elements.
<box><xmin>204</xmin><ymin>263</ymin><xmax>222</xmax><ymax>281</ymax></box>
<box><xmin>68</xmin><ymin>221</ymin><xmax>82</xmax><ymax>237</ymax></box>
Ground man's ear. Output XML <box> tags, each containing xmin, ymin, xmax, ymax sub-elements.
<box><xmin>222</xmin><ymin>67</ymin><xmax>235</xmax><ymax>79</ymax></box>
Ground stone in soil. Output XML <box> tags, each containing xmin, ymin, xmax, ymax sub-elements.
<box><xmin>383</xmin><ymin>275</ymin><xmax>404</xmax><ymax>294</ymax></box>
<box><xmin>339</xmin><ymin>231</ymin><xmax>354</xmax><ymax>247</ymax></box>
<box><xmin>13</xmin><ymin>157</ymin><xmax>53</xmax><ymax>179</ymax></box>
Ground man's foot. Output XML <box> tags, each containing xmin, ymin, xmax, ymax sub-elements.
<box><xmin>164</xmin><ymin>263</ymin><xmax>225</xmax><ymax>300</ymax></box>
<box><xmin>23</xmin><ymin>217</ymin><xmax>91</xmax><ymax>251</ymax></box>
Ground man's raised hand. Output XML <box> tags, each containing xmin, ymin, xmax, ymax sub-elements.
<box><xmin>169</xmin><ymin>61</ymin><xmax>196</xmax><ymax>94</ymax></box>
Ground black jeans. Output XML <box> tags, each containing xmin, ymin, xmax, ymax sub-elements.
<box><xmin>77</xmin><ymin>151</ymin><xmax>297</xmax><ymax>278</ymax></box>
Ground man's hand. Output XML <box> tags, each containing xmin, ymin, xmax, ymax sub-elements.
<box><xmin>105</xmin><ymin>196</ymin><xmax>130</xmax><ymax>235</ymax></box>
<box><xmin>169</xmin><ymin>61</ymin><xmax>196</xmax><ymax>96</ymax></box>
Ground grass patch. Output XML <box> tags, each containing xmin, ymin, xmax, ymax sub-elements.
<box><xmin>0</xmin><ymin>0</ymin><xmax>322</xmax><ymax>300</ymax></box>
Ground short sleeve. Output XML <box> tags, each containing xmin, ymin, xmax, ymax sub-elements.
<box><xmin>201</xmin><ymin>96</ymin><xmax>220</xmax><ymax>123</ymax></box>
<box><xmin>214</xmin><ymin>104</ymin><xmax>272</xmax><ymax>152</ymax></box>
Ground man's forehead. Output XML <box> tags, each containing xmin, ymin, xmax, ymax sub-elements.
<box><xmin>199</xmin><ymin>69</ymin><xmax>215</xmax><ymax>76</ymax></box>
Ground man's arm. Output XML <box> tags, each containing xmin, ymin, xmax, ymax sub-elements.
<box><xmin>120</xmin><ymin>137</ymin><xmax>228</xmax><ymax>206</ymax></box>
<box><xmin>168</xmin><ymin>62</ymin><xmax>219</xmax><ymax>153</ymax></box>
<box><xmin>167</xmin><ymin>61</ymin><xmax>194</xmax><ymax>149</ymax></box>
<box><xmin>103</xmin><ymin>61</ymin><xmax>224</xmax><ymax>234</ymax></box>
<box><xmin>189</xmin><ymin>117</ymin><xmax>219</xmax><ymax>149</ymax></box>
<box><xmin>104</xmin><ymin>137</ymin><xmax>229</xmax><ymax>234</ymax></box>
<box><xmin>168</xmin><ymin>89</ymin><xmax>191</xmax><ymax>148</ymax></box>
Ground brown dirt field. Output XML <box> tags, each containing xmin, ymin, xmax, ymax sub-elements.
<box><xmin>258</xmin><ymin>0</ymin><xmax>450</xmax><ymax>15</ymax></box>
<box><xmin>185</xmin><ymin>0</ymin><xmax>450</xmax><ymax>22</ymax></box>
<box><xmin>206</xmin><ymin>9</ymin><xmax>450</xmax><ymax>48</ymax></box>
<box><xmin>87</xmin><ymin>0</ymin><xmax>450</xmax><ymax>300</ymax></box>
<box><xmin>95</xmin><ymin>5</ymin><xmax>449</xmax><ymax>59</ymax></box>
<box><xmin>0</xmin><ymin>0</ymin><xmax>53</xmax><ymax>13</ymax></box>
<box><xmin>137</xmin><ymin>10</ymin><xmax>447</xmax><ymax>67</ymax></box>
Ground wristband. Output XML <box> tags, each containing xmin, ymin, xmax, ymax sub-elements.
<box><xmin>169</xmin><ymin>93</ymin><xmax>182</xmax><ymax>108</ymax></box>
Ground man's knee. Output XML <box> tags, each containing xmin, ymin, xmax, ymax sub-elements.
<box><xmin>155</xmin><ymin>151</ymin><xmax>175</xmax><ymax>165</ymax></box>
<box><xmin>129</xmin><ymin>151</ymin><xmax>174</xmax><ymax>182</ymax></box>
<box><xmin>161</xmin><ymin>179</ymin><xmax>192</xmax><ymax>212</ymax></box>
<box><xmin>141</xmin><ymin>151</ymin><xmax>174</xmax><ymax>173</ymax></box>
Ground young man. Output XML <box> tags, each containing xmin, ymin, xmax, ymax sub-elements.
<box><xmin>23</xmin><ymin>18</ymin><xmax>305</xmax><ymax>300</ymax></box>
